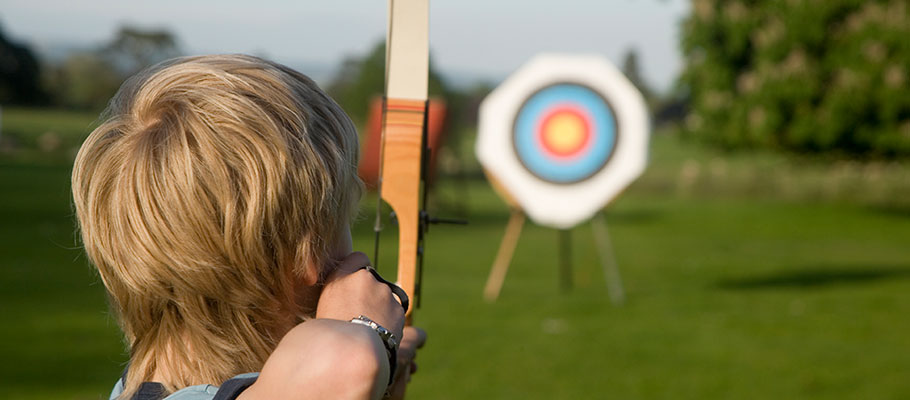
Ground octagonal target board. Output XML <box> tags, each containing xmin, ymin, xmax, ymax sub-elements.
<box><xmin>477</xmin><ymin>54</ymin><xmax>649</xmax><ymax>229</ymax></box>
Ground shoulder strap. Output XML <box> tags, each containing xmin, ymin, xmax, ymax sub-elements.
<box><xmin>118</xmin><ymin>369</ymin><xmax>258</xmax><ymax>400</ymax></box>
<box><xmin>131</xmin><ymin>382</ymin><xmax>167</xmax><ymax>400</ymax></box>
<box><xmin>211</xmin><ymin>374</ymin><xmax>258</xmax><ymax>400</ymax></box>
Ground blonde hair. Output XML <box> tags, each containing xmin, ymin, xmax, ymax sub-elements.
<box><xmin>72</xmin><ymin>54</ymin><xmax>362</xmax><ymax>398</ymax></box>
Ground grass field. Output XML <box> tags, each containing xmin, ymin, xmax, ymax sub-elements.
<box><xmin>1</xmin><ymin>107</ymin><xmax>909</xmax><ymax>399</ymax></box>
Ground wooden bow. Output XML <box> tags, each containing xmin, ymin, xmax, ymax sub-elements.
<box><xmin>375</xmin><ymin>0</ymin><xmax>429</xmax><ymax>323</ymax></box>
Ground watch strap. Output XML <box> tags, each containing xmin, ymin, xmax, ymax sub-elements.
<box><xmin>350</xmin><ymin>315</ymin><xmax>399</xmax><ymax>386</ymax></box>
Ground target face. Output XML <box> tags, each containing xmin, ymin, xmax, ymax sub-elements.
<box><xmin>476</xmin><ymin>54</ymin><xmax>650</xmax><ymax>229</ymax></box>
<box><xmin>513</xmin><ymin>83</ymin><xmax>617</xmax><ymax>184</ymax></box>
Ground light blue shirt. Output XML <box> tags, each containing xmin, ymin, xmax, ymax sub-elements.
<box><xmin>109</xmin><ymin>372</ymin><xmax>259</xmax><ymax>400</ymax></box>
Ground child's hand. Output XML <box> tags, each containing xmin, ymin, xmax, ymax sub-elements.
<box><xmin>316</xmin><ymin>252</ymin><xmax>406</xmax><ymax>345</ymax></box>
<box><xmin>246</xmin><ymin>252</ymin><xmax>426</xmax><ymax>400</ymax></box>
<box><xmin>386</xmin><ymin>326</ymin><xmax>427</xmax><ymax>400</ymax></box>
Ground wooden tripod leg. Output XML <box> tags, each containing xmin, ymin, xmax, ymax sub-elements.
<box><xmin>592</xmin><ymin>212</ymin><xmax>625</xmax><ymax>305</ymax></box>
<box><xmin>483</xmin><ymin>209</ymin><xmax>525</xmax><ymax>302</ymax></box>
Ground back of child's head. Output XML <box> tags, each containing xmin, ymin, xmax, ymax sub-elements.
<box><xmin>72</xmin><ymin>54</ymin><xmax>362</xmax><ymax>396</ymax></box>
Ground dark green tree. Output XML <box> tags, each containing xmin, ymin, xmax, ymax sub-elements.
<box><xmin>44</xmin><ymin>52</ymin><xmax>122</xmax><ymax>110</ymax></box>
<box><xmin>0</xmin><ymin>23</ymin><xmax>46</xmax><ymax>104</ymax></box>
<box><xmin>621</xmin><ymin>48</ymin><xmax>654</xmax><ymax>109</ymax></box>
<box><xmin>681</xmin><ymin>0</ymin><xmax>910</xmax><ymax>157</ymax></box>
<box><xmin>327</xmin><ymin>41</ymin><xmax>449</xmax><ymax>126</ymax></box>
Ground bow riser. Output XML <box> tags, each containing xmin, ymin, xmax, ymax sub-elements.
<box><xmin>379</xmin><ymin>98</ymin><xmax>427</xmax><ymax>320</ymax></box>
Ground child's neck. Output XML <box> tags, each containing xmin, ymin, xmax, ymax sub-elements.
<box><xmin>295</xmin><ymin>279</ymin><xmax>323</xmax><ymax>318</ymax></box>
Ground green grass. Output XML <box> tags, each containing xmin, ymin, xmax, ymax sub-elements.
<box><xmin>0</xmin><ymin>157</ymin><xmax>124</xmax><ymax>399</ymax></box>
<box><xmin>2</xmin><ymin>108</ymin><xmax>909</xmax><ymax>399</ymax></box>
<box><xmin>392</xmin><ymin>192</ymin><xmax>910</xmax><ymax>400</ymax></box>
<box><xmin>0</xmin><ymin>107</ymin><xmax>100</xmax><ymax>163</ymax></box>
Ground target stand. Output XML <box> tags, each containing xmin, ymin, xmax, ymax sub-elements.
<box><xmin>476</xmin><ymin>54</ymin><xmax>649</xmax><ymax>304</ymax></box>
<box><xmin>481</xmin><ymin>202</ymin><xmax>626</xmax><ymax>305</ymax></box>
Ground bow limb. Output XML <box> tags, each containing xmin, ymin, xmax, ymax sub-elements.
<box><xmin>378</xmin><ymin>0</ymin><xmax>429</xmax><ymax>323</ymax></box>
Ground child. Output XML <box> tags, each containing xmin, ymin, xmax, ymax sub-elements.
<box><xmin>72</xmin><ymin>54</ymin><xmax>425</xmax><ymax>400</ymax></box>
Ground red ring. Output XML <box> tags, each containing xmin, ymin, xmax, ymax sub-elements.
<box><xmin>535</xmin><ymin>104</ymin><xmax>593</xmax><ymax>161</ymax></box>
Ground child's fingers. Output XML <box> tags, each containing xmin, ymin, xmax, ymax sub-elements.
<box><xmin>401</xmin><ymin>326</ymin><xmax>427</xmax><ymax>350</ymax></box>
<box><xmin>386</xmin><ymin>326</ymin><xmax>426</xmax><ymax>399</ymax></box>
<box><xmin>397</xmin><ymin>327</ymin><xmax>426</xmax><ymax>370</ymax></box>
<box><xmin>316</xmin><ymin>251</ymin><xmax>406</xmax><ymax>340</ymax></box>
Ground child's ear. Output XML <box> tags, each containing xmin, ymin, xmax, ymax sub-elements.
<box><xmin>301</xmin><ymin>259</ymin><xmax>320</xmax><ymax>286</ymax></box>
<box><xmin>289</xmin><ymin>247</ymin><xmax>320</xmax><ymax>287</ymax></box>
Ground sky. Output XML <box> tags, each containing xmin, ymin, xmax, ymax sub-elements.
<box><xmin>0</xmin><ymin>0</ymin><xmax>690</xmax><ymax>92</ymax></box>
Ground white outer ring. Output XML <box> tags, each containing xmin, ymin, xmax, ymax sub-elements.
<box><xmin>476</xmin><ymin>54</ymin><xmax>649</xmax><ymax>229</ymax></box>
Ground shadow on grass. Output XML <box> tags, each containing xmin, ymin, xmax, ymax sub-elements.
<box><xmin>871</xmin><ymin>204</ymin><xmax>910</xmax><ymax>219</ymax></box>
<box><xmin>716</xmin><ymin>264</ymin><xmax>910</xmax><ymax>290</ymax></box>
<box><xmin>432</xmin><ymin>207</ymin><xmax>664</xmax><ymax>229</ymax></box>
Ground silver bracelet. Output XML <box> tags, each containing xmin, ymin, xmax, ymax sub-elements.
<box><xmin>350</xmin><ymin>315</ymin><xmax>398</xmax><ymax>386</ymax></box>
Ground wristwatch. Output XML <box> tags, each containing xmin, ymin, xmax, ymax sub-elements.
<box><xmin>350</xmin><ymin>315</ymin><xmax>398</xmax><ymax>385</ymax></box>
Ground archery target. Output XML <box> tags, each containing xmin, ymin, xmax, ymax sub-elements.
<box><xmin>513</xmin><ymin>83</ymin><xmax>617</xmax><ymax>184</ymax></box>
<box><xmin>476</xmin><ymin>54</ymin><xmax>650</xmax><ymax>229</ymax></box>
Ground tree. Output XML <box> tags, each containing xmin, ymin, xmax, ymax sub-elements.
<box><xmin>681</xmin><ymin>0</ymin><xmax>910</xmax><ymax>157</ymax></box>
<box><xmin>44</xmin><ymin>25</ymin><xmax>182</xmax><ymax>110</ymax></box>
<box><xmin>327</xmin><ymin>41</ymin><xmax>449</xmax><ymax>126</ymax></box>
<box><xmin>103</xmin><ymin>26</ymin><xmax>180</xmax><ymax>76</ymax></box>
<box><xmin>0</xmin><ymin>23</ymin><xmax>46</xmax><ymax>105</ymax></box>
<box><xmin>44</xmin><ymin>52</ymin><xmax>122</xmax><ymax>110</ymax></box>
<box><xmin>621</xmin><ymin>48</ymin><xmax>654</xmax><ymax>109</ymax></box>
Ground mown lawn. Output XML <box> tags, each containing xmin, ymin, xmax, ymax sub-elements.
<box><xmin>1</xmin><ymin>107</ymin><xmax>909</xmax><ymax>399</ymax></box>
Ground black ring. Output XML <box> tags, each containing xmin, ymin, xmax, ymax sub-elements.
<box><xmin>360</xmin><ymin>266</ymin><xmax>409</xmax><ymax>314</ymax></box>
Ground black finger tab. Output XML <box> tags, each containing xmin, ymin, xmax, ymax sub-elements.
<box><xmin>361</xmin><ymin>266</ymin><xmax>410</xmax><ymax>314</ymax></box>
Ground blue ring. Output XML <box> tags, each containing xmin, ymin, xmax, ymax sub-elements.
<box><xmin>512</xmin><ymin>83</ymin><xmax>617</xmax><ymax>184</ymax></box>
